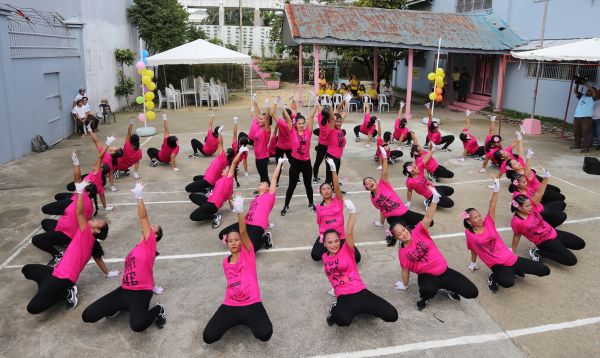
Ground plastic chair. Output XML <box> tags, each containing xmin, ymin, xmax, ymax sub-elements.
<box><xmin>168</xmin><ymin>84</ymin><xmax>182</xmax><ymax>107</ymax></box>
<box><xmin>180</xmin><ymin>77</ymin><xmax>197</xmax><ymax>106</ymax></box>
<box><xmin>165</xmin><ymin>88</ymin><xmax>180</xmax><ymax>110</ymax></box>
<box><xmin>320</xmin><ymin>94</ymin><xmax>333</xmax><ymax>107</ymax></box>
<box><xmin>333</xmin><ymin>93</ymin><xmax>342</xmax><ymax>108</ymax></box>
<box><xmin>157</xmin><ymin>90</ymin><xmax>168</xmax><ymax>110</ymax></box>
<box><xmin>363</xmin><ymin>95</ymin><xmax>373</xmax><ymax>112</ymax></box>
<box><xmin>307</xmin><ymin>91</ymin><xmax>316</xmax><ymax>107</ymax></box>
<box><xmin>377</xmin><ymin>94</ymin><xmax>389</xmax><ymax>112</ymax></box>
<box><xmin>98</xmin><ymin>103</ymin><xmax>116</xmax><ymax>123</ymax></box>
<box><xmin>209</xmin><ymin>86</ymin><xmax>222</xmax><ymax>108</ymax></box>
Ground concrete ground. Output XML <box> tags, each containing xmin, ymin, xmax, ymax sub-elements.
<box><xmin>1</xmin><ymin>83</ymin><xmax>599</xmax><ymax>357</ymax></box>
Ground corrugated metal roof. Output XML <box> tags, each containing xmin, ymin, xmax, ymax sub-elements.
<box><xmin>282</xmin><ymin>3</ymin><xmax>524</xmax><ymax>53</ymax></box>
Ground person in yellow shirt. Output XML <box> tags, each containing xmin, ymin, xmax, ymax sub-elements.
<box><xmin>317</xmin><ymin>84</ymin><xmax>326</xmax><ymax>96</ymax></box>
<box><xmin>451</xmin><ymin>67</ymin><xmax>460</xmax><ymax>101</ymax></box>
<box><xmin>318</xmin><ymin>72</ymin><xmax>327</xmax><ymax>87</ymax></box>
<box><xmin>324</xmin><ymin>83</ymin><xmax>335</xmax><ymax>97</ymax></box>
<box><xmin>366</xmin><ymin>82</ymin><xmax>379</xmax><ymax>108</ymax></box>
<box><xmin>338</xmin><ymin>83</ymin><xmax>347</xmax><ymax>96</ymax></box>
<box><xmin>357</xmin><ymin>84</ymin><xmax>366</xmax><ymax>98</ymax></box>
<box><xmin>349</xmin><ymin>74</ymin><xmax>359</xmax><ymax>95</ymax></box>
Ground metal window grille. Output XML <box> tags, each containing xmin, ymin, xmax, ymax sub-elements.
<box><xmin>456</xmin><ymin>0</ymin><xmax>492</xmax><ymax>13</ymax></box>
<box><xmin>526</xmin><ymin>62</ymin><xmax>598</xmax><ymax>82</ymax></box>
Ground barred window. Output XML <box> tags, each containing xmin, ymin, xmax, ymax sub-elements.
<box><xmin>526</xmin><ymin>62</ymin><xmax>598</xmax><ymax>83</ymax></box>
<box><xmin>456</xmin><ymin>0</ymin><xmax>492</xmax><ymax>13</ymax></box>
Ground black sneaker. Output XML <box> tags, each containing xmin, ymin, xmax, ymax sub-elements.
<box><xmin>113</xmin><ymin>170</ymin><xmax>120</xmax><ymax>179</ymax></box>
<box><xmin>312</xmin><ymin>177</ymin><xmax>321</xmax><ymax>184</ymax></box>
<box><xmin>341</xmin><ymin>190</ymin><xmax>347</xmax><ymax>195</ymax></box>
<box><xmin>155</xmin><ymin>303</ymin><xmax>166</xmax><ymax>328</ymax></box>
<box><xmin>487</xmin><ymin>272</ymin><xmax>498</xmax><ymax>294</ymax></box>
<box><xmin>445</xmin><ymin>290</ymin><xmax>461</xmax><ymax>301</ymax></box>
<box><xmin>441</xmin><ymin>148</ymin><xmax>452</xmax><ymax>152</ymax></box>
<box><xmin>122</xmin><ymin>169</ymin><xmax>130</xmax><ymax>176</ymax></box>
<box><xmin>514</xmin><ymin>272</ymin><xmax>525</xmax><ymax>279</ymax></box>
<box><xmin>263</xmin><ymin>232</ymin><xmax>273</xmax><ymax>249</ymax></box>
<box><xmin>188</xmin><ymin>153</ymin><xmax>200</xmax><ymax>159</ymax></box>
<box><xmin>211</xmin><ymin>213</ymin><xmax>222</xmax><ymax>228</ymax></box>
<box><xmin>280</xmin><ymin>206</ymin><xmax>289</xmax><ymax>216</ymax></box>
<box><xmin>326</xmin><ymin>302</ymin><xmax>337</xmax><ymax>326</ymax></box>
<box><xmin>47</xmin><ymin>252</ymin><xmax>63</xmax><ymax>267</ymax></box>
<box><xmin>529</xmin><ymin>248</ymin><xmax>541</xmax><ymax>262</ymax></box>
<box><xmin>66</xmin><ymin>286</ymin><xmax>78</xmax><ymax>310</ymax></box>
<box><xmin>309</xmin><ymin>204</ymin><xmax>316</xmax><ymax>212</ymax></box>
<box><xmin>416</xmin><ymin>297</ymin><xmax>428</xmax><ymax>311</ymax></box>
<box><xmin>428</xmin><ymin>173</ymin><xmax>437</xmax><ymax>183</ymax></box>
<box><xmin>150</xmin><ymin>159</ymin><xmax>158</xmax><ymax>167</ymax></box>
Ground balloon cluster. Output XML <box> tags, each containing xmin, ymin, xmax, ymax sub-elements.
<box><xmin>427</xmin><ymin>68</ymin><xmax>445</xmax><ymax>102</ymax></box>
<box><xmin>134</xmin><ymin>49</ymin><xmax>156</xmax><ymax>122</ymax></box>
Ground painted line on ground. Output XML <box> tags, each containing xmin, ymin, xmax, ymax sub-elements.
<box><xmin>0</xmin><ymin>216</ymin><xmax>58</xmax><ymax>270</ymax></box>
<box><xmin>310</xmin><ymin>316</ymin><xmax>600</xmax><ymax>358</ymax></box>
<box><xmin>3</xmin><ymin>215</ymin><xmax>597</xmax><ymax>270</ymax></box>
<box><xmin>550</xmin><ymin>175</ymin><xmax>600</xmax><ymax>197</ymax></box>
<box><xmin>140</xmin><ymin>135</ymin><xmax>154</xmax><ymax>147</ymax></box>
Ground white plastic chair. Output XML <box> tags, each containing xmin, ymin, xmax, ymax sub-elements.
<box><xmin>363</xmin><ymin>95</ymin><xmax>373</xmax><ymax>112</ymax></box>
<box><xmin>377</xmin><ymin>94</ymin><xmax>389</xmax><ymax>112</ymax></box>
<box><xmin>333</xmin><ymin>93</ymin><xmax>342</xmax><ymax>108</ymax></box>
<box><xmin>320</xmin><ymin>94</ymin><xmax>333</xmax><ymax>107</ymax></box>
<box><xmin>180</xmin><ymin>77</ymin><xmax>197</xmax><ymax>106</ymax></box>
<box><xmin>307</xmin><ymin>91</ymin><xmax>316</xmax><ymax>107</ymax></box>
<box><xmin>165</xmin><ymin>88</ymin><xmax>180</xmax><ymax>110</ymax></box>
<box><xmin>348</xmin><ymin>100</ymin><xmax>358</xmax><ymax>112</ymax></box>
<box><xmin>168</xmin><ymin>84</ymin><xmax>182</xmax><ymax>107</ymax></box>
<box><xmin>157</xmin><ymin>90</ymin><xmax>168</xmax><ymax>110</ymax></box>
<box><xmin>209</xmin><ymin>86</ymin><xmax>222</xmax><ymax>108</ymax></box>
<box><xmin>217</xmin><ymin>80</ymin><xmax>229</xmax><ymax>103</ymax></box>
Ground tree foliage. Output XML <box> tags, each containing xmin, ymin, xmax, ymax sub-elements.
<box><xmin>200</xmin><ymin>8</ymin><xmax>254</xmax><ymax>26</ymax></box>
<box><xmin>114</xmin><ymin>49</ymin><xmax>137</xmax><ymax>108</ymax></box>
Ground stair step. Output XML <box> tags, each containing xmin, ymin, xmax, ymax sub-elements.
<box><xmin>466</xmin><ymin>97</ymin><xmax>490</xmax><ymax>106</ymax></box>
<box><xmin>451</xmin><ymin>101</ymin><xmax>486</xmax><ymax>111</ymax></box>
<box><xmin>467</xmin><ymin>93</ymin><xmax>492</xmax><ymax>102</ymax></box>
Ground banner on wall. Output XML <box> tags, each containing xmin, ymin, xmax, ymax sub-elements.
<box><xmin>412</xmin><ymin>68</ymin><xmax>421</xmax><ymax>80</ymax></box>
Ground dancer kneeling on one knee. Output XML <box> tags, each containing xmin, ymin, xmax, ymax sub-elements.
<box><xmin>403</xmin><ymin>161</ymin><xmax>454</xmax><ymax>210</ymax></box>
<box><xmin>203</xmin><ymin>194</ymin><xmax>273</xmax><ymax>344</ymax></box>
<box><xmin>218</xmin><ymin>158</ymin><xmax>285</xmax><ymax>252</ymax></box>
<box><xmin>322</xmin><ymin>199</ymin><xmax>398</xmax><ymax>327</ymax></box>
<box><xmin>82</xmin><ymin>181</ymin><xmax>167</xmax><ymax>332</ymax></box>
<box><xmin>22</xmin><ymin>180</ymin><xmax>109</xmax><ymax>314</ymax></box>
<box><xmin>189</xmin><ymin>148</ymin><xmax>247</xmax><ymax>228</ymax></box>
<box><xmin>388</xmin><ymin>189</ymin><xmax>478</xmax><ymax>311</ymax></box>
<box><xmin>146</xmin><ymin>114</ymin><xmax>180</xmax><ymax>171</ymax></box>
<box><xmin>511</xmin><ymin>170</ymin><xmax>585</xmax><ymax>267</ymax></box>
<box><xmin>463</xmin><ymin>179</ymin><xmax>550</xmax><ymax>294</ymax></box>
<box><xmin>410</xmin><ymin>133</ymin><xmax>454</xmax><ymax>183</ymax></box>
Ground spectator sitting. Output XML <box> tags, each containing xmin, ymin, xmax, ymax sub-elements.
<box><xmin>366</xmin><ymin>82</ymin><xmax>379</xmax><ymax>108</ymax></box>
<box><xmin>349</xmin><ymin>74</ymin><xmax>360</xmax><ymax>96</ymax></box>
<box><xmin>381</xmin><ymin>80</ymin><xmax>395</xmax><ymax>107</ymax></box>
<box><xmin>357</xmin><ymin>84</ymin><xmax>366</xmax><ymax>99</ymax></box>
<box><xmin>338</xmin><ymin>83</ymin><xmax>348</xmax><ymax>96</ymax></box>
<box><xmin>317</xmin><ymin>84</ymin><xmax>326</xmax><ymax>96</ymax></box>
<box><xmin>324</xmin><ymin>83</ymin><xmax>335</xmax><ymax>97</ymax></box>
<box><xmin>318</xmin><ymin>71</ymin><xmax>327</xmax><ymax>87</ymax></box>
<box><xmin>82</xmin><ymin>97</ymin><xmax>100</xmax><ymax>132</ymax></box>
<box><xmin>73</xmin><ymin>87</ymin><xmax>86</xmax><ymax>107</ymax></box>
<box><xmin>72</xmin><ymin>99</ymin><xmax>90</xmax><ymax>136</ymax></box>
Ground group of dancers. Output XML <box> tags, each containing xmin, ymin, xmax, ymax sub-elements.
<box><xmin>21</xmin><ymin>94</ymin><xmax>586</xmax><ymax>344</ymax></box>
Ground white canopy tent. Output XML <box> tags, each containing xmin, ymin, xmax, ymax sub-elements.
<box><xmin>511</xmin><ymin>38</ymin><xmax>600</xmax><ymax>62</ymax></box>
<box><xmin>145</xmin><ymin>39</ymin><xmax>251</xmax><ymax>66</ymax></box>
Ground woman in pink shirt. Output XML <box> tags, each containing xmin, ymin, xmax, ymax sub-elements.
<box><xmin>410</xmin><ymin>133</ymin><xmax>454</xmax><ymax>182</ymax></box>
<box><xmin>114</xmin><ymin>118</ymin><xmax>142</xmax><ymax>179</ymax></box>
<box><xmin>322</xmin><ymin>200</ymin><xmax>398</xmax><ymax>327</ymax></box>
<box><xmin>281</xmin><ymin>103</ymin><xmax>319</xmax><ymax>215</ymax></box>
<box><xmin>353</xmin><ymin>103</ymin><xmax>378</xmax><ymax>145</ymax></box>
<box><xmin>459</xmin><ymin>110</ymin><xmax>485</xmax><ymax>160</ymax></box>
<box><xmin>463</xmin><ymin>180</ymin><xmax>550</xmax><ymax>293</ymax></box>
<box><xmin>185</xmin><ymin>132</ymin><xmax>234</xmax><ymax>193</ymax></box>
<box><xmin>22</xmin><ymin>181</ymin><xmax>110</xmax><ymax>313</ymax></box>
<box><xmin>88</xmin><ymin>129</ymin><xmax>124</xmax><ymax>193</ymax></box>
<box><xmin>509</xmin><ymin>173</ymin><xmax>566</xmax><ymax>228</ymax></box>
<box><xmin>424</xmin><ymin>103</ymin><xmax>454</xmax><ymax>151</ymax></box>
<box><xmin>203</xmin><ymin>195</ymin><xmax>273</xmax><ymax>343</ymax></box>
<box><xmin>218</xmin><ymin>158</ymin><xmax>285</xmax><ymax>252</ymax></box>
<box><xmin>189</xmin><ymin>112</ymin><xmax>222</xmax><ymax>158</ymax></box>
<box><xmin>232</xmin><ymin>116</ymin><xmax>250</xmax><ymax>177</ymax></box>
<box><xmin>510</xmin><ymin>173</ymin><xmax>584</xmax><ymax>266</ymax></box>
<box><xmin>374</xmin><ymin>120</ymin><xmax>403</xmax><ymax>165</ymax></box>
<box><xmin>82</xmin><ymin>182</ymin><xmax>167</xmax><ymax>332</ymax></box>
<box><xmin>312</xmin><ymin>107</ymin><xmax>332</xmax><ymax>183</ymax></box>
<box><xmin>388</xmin><ymin>189</ymin><xmax>478</xmax><ymax>311</ymax></box>
<box><xmin>271</xmin><ymin>96</ymin><xmax>293</xmax><ymax>162</ymax></box>
<box><xmin>403</xmin><ymin>161</ymin><xmax>454</xmax><ymax>209</ymax></box>
<box><xmin>324</xmin><ymin>103</ymin><xmax>349</xmax><ymax>186</ymax></box>
<box><xmin>147</xmin><ymin>115</ymin><xmax>180</xmax><ymax>171</ymax></box>
<box><xmin>480</xmin><ymin>116</ymin><xmax>503</xmax><ymax>173</ymax></box>
<box><xmin>392</xmin><ymin>102</ymin><xmax>413</xmax><ymax>147</ymax></box>
<box><xmin>189</xmin><ymin>149</ymin><xmax>247</xmax><ymax>228</ymax></box>
<box><xmin>311</xmin><ymin>158</ymin><xmax>361</xmax><ymax>263</ymax></box>
<box><xmin>249</xmin><ymin>97</ymin><xmax>272</xmax><ymax>184</ymax></box>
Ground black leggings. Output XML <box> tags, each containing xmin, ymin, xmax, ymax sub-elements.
<box><xmin>22</xmin><ymin>264</ymin><xmax>73</xmax><ymax>314</ymax></box>
<box><xmin>191</xmin><ymin>138</ymin><xmax>213</xmax><ymax>156</ymax></box>
<box><xmin>330</xmin><ymin>289</ymin><xmax>398</xmax><ymax>327</ymax></box>
<box><xmin>189</xmin><ymin>194</ymin><xmax>219</xmax><ymax>221</ymax></box>
<box><xmin>285</xmin><ymin>158</ymin><xmax>314</xmax><ymax>207</ymax></box>
<box><xmin>255</xmin><ymin>158</ymin><xmax>270</xmax><ymax>185</ymax></box>
<box><xmin>541</xmin><ymin>201</ymin><xmax>567</xmax><ymax>228</ymax></box>
<box><xmin>469</xmin><ymin>146</ymin><xmax>485</xmax><ymax>157</ymax></box>
<box><xmin>313</xmin><ymin>143</ymin><xmax>328</xmax><ymax>179</ymax></box>
<box><xmin>324</xmin><ymin>155</ymin><xmax>341</xmax><ymax>185</ymax></box>
<box><xmin>82</xmin><ymin>287</ymin><xmax>160</xmax><ymax>332</ymax></box>
<box><xmin>218</xmin><ymin>223</ymin><xmax>266</xmax><ymax>253</ymax></box>
<box><xmin>41</xmin><ymin>199</ymin><xmax>71</xmax><ymax>216</ymax></box>
<box><xmin>203</xmin><ymin>302</ymin><xmax>273</xmax><ymax>344</ymax></box>
<box><xmin>389</xmin><ymin>150</ymin><xmax>403</xmax><ymax>159</ymax></box>
<box><xmin>32</xmin><ymin>229</ymin><xmax>70</xmax><ymax>257</ymax></box>
<box><xmin>275</xmin><ymin>148</ymin><xmax>292</xmax><ymax>162</ymax></box>
<box><xmin>536</xmin><ymin>230</ymin><xmax>585</xmax><ymax>266</ymax></box>
<box><xmin>55</xmin><ymin>192</ymin><xmax>74</xmax><ymax>201</ymax></box>
<box><xmin>425</xmin><ymin>185</ymin><xmax>455</xmax><ymax>208</ymax></box>
<box><xmin>311</xmin><ymin>237</ymin><xmax>361</xmax><ymax>262</ymax></box>
<box><xmin>491</xmin><ymin>257</ymin><xmax>550</xmax><ymax>288</ymax></box>
<box><xmin>147</xmin><ymin>148</ymin><xmax>160</xmax><ymax>161</ymax></box>
<box><xmin>387</xmin><ymin>210</ymin><xmax>430</xmax><ymax>229</ymax></box>
<box><xmin>436</xmin><ymin>135</ymin><xmax>455</xmax><ymax>150</ymax></box>
<box><xmin>185</xmin><ymin>175</ymin><xmax>213</xmax><ymax>193</ymax></box>
<box><xmin>353</xmin><ymin>125</ymin><xmax>377</xmax><ymax>138</ymax></box>
<box><xmin>541</xmin><ymin>186</ymin><xmax>566</xmax><ymax>204</ymax></box>
<box><xmin>418</xmin><ymin>268</ymin><xmax>479</xmax><ymax>301</ymax></box>
<box><xmin>433</xmin><ymin>165</ymin><xmax>454</xmax><ymax>179</ymax></box>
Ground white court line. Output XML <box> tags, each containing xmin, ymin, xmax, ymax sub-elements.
<box><xmin>0</xmin><ymin>215</ymin><xmax>58</xmax><ymax>270</ymax></box>
<box><xmin>140</xmin><ymin>136</ymin><xmax>154</xmax><ymax>147</ymax></box>
<box><xmin>310</xmin><ymin>316</ymin><xmax>600</xmax><ymax>358</ymax></box>
<box><xmin>3</xmin><ymin>216</ymin><xmax>598</xmax><ymax>270</ymax></box>
<box><xmin>550</xmin><ymin>175</ymin><xmax>600</xmax><ymax>197</ymax></box>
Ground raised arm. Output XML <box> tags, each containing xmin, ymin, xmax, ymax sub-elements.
<box><xmin>163</xmin><ymin>113</ymin><xmax>170</xmax><ymax>137</ymax></box>
<box><xmin>422</xmin><ymin>142</ymin><xmax>434</xmax><ymax>165</ymax></box>
<box><xmin>464</xmin><ymin>110</ymin><xmax>472</xmax><ymax>130</ymax></box>
<box><xmin>216</xmin><ymin>132</ymin><xmax>224</xmax><ymax>154</ymax></box>
<box><xmin>232</xmin><ymin>195</ymin><xmax>252</xmax><ymax>251</ymax></box>
<box><xmin>74</xmin><ymin>181</ymin><xmax>89</xmax><ymax>231</ymax></box>
<box><xmin>227</xmin><ymin>148</ymin><xmax>247</xmax><ymax>177</ymax></box>
<box><xmin>91</xmin><ymin>132</ymin><xmax>110</xmax><ymax>173</ymax></box>
<box><xmin>307</xmin><ymin>103</ymin><xmax>319</xmax><ymax>132</ymax></box>
<box><xmin>524</xmin><ymin>148</ymin><xmax>534</xmax><ymax>178</ymax></box>
<box><xmin>207</xmin><ymin>112</ymin><xmax>214</xmax><ymax>131</ymax></box>
<box><xmin>397</xmin><ymin>102</ymin><xmax>404</xmax><ymax>119</ymax></box>
<box><xmin>89</xmin><ymin>130</ymin><xmax>102</xmax><ymax>152</ymax></box>
<box><xmin>72</xmin><ymin>152</ymin><xmax>82</xmax><ymax>183</ymax></box>
<box><xmin>326</xmin><ymin>158</ymin><xmax>343</xmax><ymax>200</ymax></box>
<box><xmin>126</xmin><ymin>117</ymin><xmax>134</xmax><ymax>140</ymax></box>
<box><xmin>532</xmin><ymin>171</ymin><xmax>550</xmax><ymax>205</ymax></box>
<box><xmin>344</xmin><ymin>201</ymin><xmax>357</xmax><ymax>250</ymax></box>
<box><xmin>282</xmin><ymin>106</ymin><xmax>293</xmax><ymax>131</ymax></box>
<box><xmin>410</xmin><ymin>131</ymin><xmax>419</xmax><ymax>146</ymax></box>
<box><xmin>420</xmin><ymin>190</ymin><xmax>439</xmax><ymax>228</ymax></box>
<box><xmin>380</xmin><ymin>147</ymin><xmax>389</xmax><ymax>182</ymax></box>
<box><xmin>487</xmin><ymin>186</ymin><xmax>499</xmax><ymax>221</ymax></box>
<box><xmin>133</xmin><ymin>182</ymin><xmax>152</xmax><ymax>240</ymax></box>
<box><xmin>488</xmin><ymin>116</ymin><xmax>496</xmax><ymax>135</ymax></box>
<box><xmin>376</xmin><ymin>119</ymin><xmax>382</xmax><ymax>140</ymax></box>
<box><xmin>269</xmin><ymin>158</ymin><xmax>285</xmax><ymax>193</ymax></box>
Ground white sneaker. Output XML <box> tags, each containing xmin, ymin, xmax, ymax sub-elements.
<box><xmin>372</xmin><ymin>220</ymin><xmax>384</xmax><ymax>227</ymax></box>
<box><xmin>103</xmin><ymin>206</ymin><xmax>114</xmax><ymax>211</ymax></box>
<box><xmin>327</xmin><ymin>287</ymin><xmax>335</xmax><ymax>297</ymax></box>
<box><xmin>376</xmin><ymin>165</ymin><xmax>382</xmax><ymax>170</ymax></box>
<box><xmin>244</xmin><ymin>171</ymin><xmax>249</xmax><ymax>178</ymax></box>
<box><xmin>110</xmin><ymin>186</ymin><xmax>118</xmax><ymax>192</ymax></box>
<box><xmin>479</xmin><ymin>168</ymin><xmax>486</xmax><ymax>173</ymax></box>
<box><xmin>366</xmin><ymin>144</ymin><xmax>371</xmax><ymax>148</ymax></box>
<box><xmin>133</xmin><ymin>172</ymin><xmax>140</xmax><ymax>179</ymax></box>
<box><xmin>268</xmin><ymin>222</ymin><xmax>276</xmax><ymax>228</ymax></box>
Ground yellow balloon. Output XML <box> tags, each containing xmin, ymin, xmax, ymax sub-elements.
<box><xmin>142</xmin><ymin>76</ymin><xmax>151</xmax><ymax>85</ymax></box>
<box><xmin>429</xmin><ymin>92</ymin><xmax>437</xmax><ymax>101</ymax></box>
<box><xmin>144</xmin><ymin>69</ymin><xmax>154</xmax><ymax>78</ymax></box>
<box><xmin>427</xmin><ymin>72</ymin><xmax>436</xmax><ymax>81</ymax></box>
<box><xmin>145</xmin><ymin>101</ymin><xmax>155</xmax><ymax>110</ymax></box>
<box><xmin>436</xmin><ymin>67</ymin><xmax>444</xmax><ymax>75</ymax></box>
<box><xmin>137</xmin><ymin>68</ymin><xmax>144</xmax><ymax>75</ymax></box>
<box><xmin>146</xmin><ymin>111</ymin><xmax>156</xmax><ymax>120</ymax></box>
<box><xmin>144</xmin><ymin>91</ymin><xmax>155</xmax><ymax>101</ymax></box>
<box><xmin>147</xmin><ymin>82</ymin><xmax>156</xmax><ymax>91</ymax></box>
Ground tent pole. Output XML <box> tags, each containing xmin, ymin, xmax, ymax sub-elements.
<box><xmin>561</xmin><ymin>67</ymin><xmax>575</xmax><ymax>138</ymax></box>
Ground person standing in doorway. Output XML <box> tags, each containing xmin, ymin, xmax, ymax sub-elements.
<box><xmin>451</xmin><ymin>67</ymin><xmax>460</xmax><ymax>101</ymax></box>
<box><xmin>458</xmin><ymin>67</ymin><xmax>469</xmax><ymax>102</ymax></box>
<box><xmin>572</xmin><ymin>84</ymin><xmax>599</xmax><ymax>153</ymax></box>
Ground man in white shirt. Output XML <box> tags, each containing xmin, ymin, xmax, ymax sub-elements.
<box><xmin>73</xmin><ymin>88</ymin><xmax>86</xmax><ymax>107</ymax></box>
<box><xmin>380</xmin><ymin>80</ymin><xmax>395</xmax><ymax>107</ymax></box>
<box><xmin>81</xmin><ymin>97</ymin><xmax>99</xmax><ymax>132</ymax></box>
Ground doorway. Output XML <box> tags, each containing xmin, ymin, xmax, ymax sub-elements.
<box><xmin>43</xmin><ymin>72</ymin><xmax>63</xmax><ymax>145</ymax></box>
<box><xmin>473</xmin><ymin>55</ymin><xmax>494</xmax><ymax>96</ymax></box>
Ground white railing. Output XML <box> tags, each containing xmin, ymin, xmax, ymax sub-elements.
<box><xmin>8</xmin><ymin>21</ymin><xmax>79</xmax><ymax>58</ymax></box>
<box><xmin>180</xmin><ymin>0</ymin><xmax>283</xmax><ymax>9</ymax></box>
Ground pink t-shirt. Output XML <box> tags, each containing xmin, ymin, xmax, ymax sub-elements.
<box><xmin>511</xmin><ymin>211</ymin><xmax>556</xmax><ymax>245</ymax></box>
<box><xmin>245</xmin><ymin>192</ymin><xmax>276</xmax><ymax>230</ymax></box>
<box><xmin>415</xmin><ymin>153</ymin><xmax>439</xmax><ymax>174</ymax></box>
<box><xmin>499</xmin><ymin>146</ymin><xmax>517</xmax><ymax>173</ymax></box>
<box><xmin>99</xmin><ymin>146</ymin><xmax>116</xmax><ymax>172</ymax></box>
<box><xmin>291</xmin><ymin>127</ymin><xmax>312</xmax><ymax>161</ymax></box>
<box><xmin>316</xmin><ymin>197</ymin><xmax>345</xmax><ymax>240</ymax></box>
<box><xmin>55</xmin><ymin>194</ymin><xmax>93</xmax><ymax>238</ymax></box>
<box><xmin>399</xmin><ymin>223</ymin><xmax>448</xmax><ymax>275</ymax></box>
<box><xmin>406</xmin><ymin>174</ymin><xmax>433</xmax><ymax>199</ymax></box>
<box><xmin>393</xmin><ymin>120</ymin><xmax>409</xmax><ymax>141</ymax></box>
<box><xmin>322</xmin><ymin>243</ymin><xmax>366</xmax><ymax>297</ymax></box>
<box><xmin>250</xmin><ymin>126</ymin><xmax>271</xmax><ymax>160</ymax></box>
<box><xmin>158</xmin><ymin>136</ymin><xmax>179</xmax><ymax>163</ymax></box>
<box><xmin>86</xmin><ymin>168</ymin><xmax>104</xmax><ymax>195</ymax></box>
<box><xmin>223</xmin><ymin>243</ymin><xmax>262</xmax><ymax>306</ymax></box>
<box><xmin>371</xmin><ymin>179</ymin><xmax>409</xmax><ymax>218</ymax></box>
<box><xmin>121</xmin><ymin>229</ymin><xmax>157</xmax><ymax>291</ymax></box>
<box><xmin>202</xmin><ymin>132</ymin><xmax>219</xmax><ymax>156</ymax></box>
<box><xmin>203</xmin><ymin>151</ymin><xmax>228</xmax><ymax>186</ymax></box>
<box><xmin>359</xmin><ymin>113</ymin><xmax>376</xmax><ymax>135</ymax></box>
<box><xmin>465</xmin><ymin>215</ymin><xmax>518</xmax><ymax>268</ymax></box>
<box><xmin>317</xmin><ymin>113</ymin><xmax>330</xmax><ymax>145</ymax></box>
<box><xmin>52</xmin><ymin>223</ymin><xmax>95</xmax><ymax>284</ymax></box>
<box><xmin>461</xmin><ymin>130</ymin><xmax>479</xmax><ymax>155</ymax></box>
<box><xmin>526</xmin><ymin>172</ymin><xmax>541</xmax><ymax>197</ymax></box>
<box><xmin>231</xmin><ymin>141</ymin><xmax>248</xmax><ymax>161</ymax></box>
<box><xmin>276</xmin><ymin>118</ymin><xmax>292</xmax><ymax>150</ymax></box>
<box><xmin>116</xmin><ymin>140</ymin><xmax>142</xmax><ymax>170</ymax></box>
<box><xmin>268</xmin><ymin>135</ymin><xmax>277</xmax><ymax>157</ymax></box>
<box><xmin>208</xmin><ymin>175</ymin><xmax>234</xmax><ymax>208</ymax></box>
<box><xmin>484</xmin><ymin>135</ymin><xmax>503</xmax><ymax>162</ymax></box>
<box><xmin>428</xmin><ymin>129</ymin><xmax>442</xmax><ymax>145</ymax></box>
<box><xmin>326</xmin><ymin>127</ymin><xmax>346</xmax><ymax>158</ymax></box>
<box><xmin>375</xmin><ymin>138</ymin><xmax>391</xmax><ymax>160</ymax></box>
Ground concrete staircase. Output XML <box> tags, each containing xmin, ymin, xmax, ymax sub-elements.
<box><xmin>447</xmin><ymin>93</ymin><xmax>491</xmax><ymax>112</ymax></box>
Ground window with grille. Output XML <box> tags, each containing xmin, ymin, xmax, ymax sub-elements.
<box><xmin>456</xmin><ymin>0</ymin><xmax>492</xmax><ymax>13</ymax></box>
<box><xmin>526</xmin><ymin>62</ymin><xmax>598</xmax><ymax>82</ymax></box>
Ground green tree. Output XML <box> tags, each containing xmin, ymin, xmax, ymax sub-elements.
<box><xmin>200</xmin><ymin>8</ymin><xmax>254</xmax><ymax>26</ymax></box>
<box><xmin>114</xmin><ymin>49</ymin><xmax>136</xmax><ymax>109</ymax></box>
